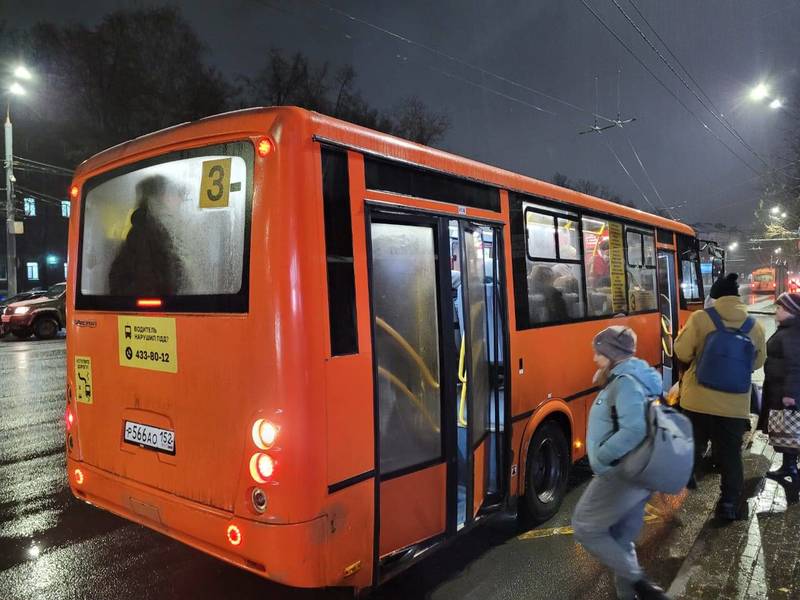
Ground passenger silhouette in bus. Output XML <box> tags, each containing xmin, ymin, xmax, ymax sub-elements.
<box><xmin>109</xmin><ymin>175</ymin><xmax>186</xmax><ymax>296</ymax></box>
<box><xmin>531</xmin><ymin>264</ymin><xmax>568</xmax><ymax>323</ymax></box>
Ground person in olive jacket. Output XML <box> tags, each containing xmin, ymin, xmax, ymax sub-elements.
<box><xmin>757</xmin><ymin>292</ymin><xmax>800</xmax><ymax>501</ymax></box>
<box><xmin>674</xmin><ymin>273</ymin><xmax>766</xmax><ymax>521</ymax></box>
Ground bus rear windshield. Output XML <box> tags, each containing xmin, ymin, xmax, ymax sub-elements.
<box><xmin>76</xmin><ymin>141</ymin><xmax>253</xmax><ymax>313</ymax></box>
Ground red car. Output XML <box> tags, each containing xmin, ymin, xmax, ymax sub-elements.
<box><xmin>1</xmin><ymin>282</ymin><xmax>66</xmax><ymax>340</ymax></box>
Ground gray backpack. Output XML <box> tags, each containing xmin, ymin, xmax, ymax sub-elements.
<box><xmin>609</xmin><ymin>374</ymin><xmax>695</xmax><ymax>494</ymax></box>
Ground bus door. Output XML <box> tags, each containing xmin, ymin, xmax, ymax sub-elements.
<box><xmin>367</xmin><ymin>208</ymin><xmax>506</xmax><ymax>572</ymax></box>
<box><xmin>657</xmin><ymin>250</ymin><xmax>679</xmax><ymax>392</ymax></box>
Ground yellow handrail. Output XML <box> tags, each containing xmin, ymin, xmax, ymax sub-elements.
<box><xmin>457</xmin><ymin>335</ymin><xmax>468</xmax><ymax>427</ymax></box>
<box><xmin>375</xmin><ymin>317</ymin><xmax>440</xmax><ymax>390</ymax></box>
<box><xmin>378</xmin><ymin>366</ymin><xmax>441</xmax><ymax>433</ymax></box>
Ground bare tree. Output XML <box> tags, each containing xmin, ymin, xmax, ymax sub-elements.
<box><xmin>244</xmin><ymin>49</ymin><xmax>450</xmax><ymax>145</ymax></box>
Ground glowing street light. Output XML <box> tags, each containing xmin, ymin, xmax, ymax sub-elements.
<box><xmin>782</xmin><ymin>212</ymin><xmax>788</xmax><ymax>219</ymax></box>
<box><xmin>771</xmin><ymin>206</ymin><xmax>781</xmax><ymax>214</ymax></box>
<box><xmin>13</xmin><ymin>66</ymin><xmax>32</xmax><ymax>80</ymax></box>
<box><xmin>5</xmin><ymin>63</ymin><xmax>35</xmax><ymax>296</ymax></box>
<box><xmin>728</xmin><ymin>242</ymin><xmax>738</xmax><ymax>251</ymax></box>
<box><xmin>770</xmin><ymin>98</ymin><xmax>783</xmax><ymax>110</ymax></box>
<box><xmin>750</xmin><ymin>83</ymin><xmax>770</xmax><ymax>102</ymax></box>
<box><xmin>775</xmin><ymin>247</ymin><xmax>783</xmax><ymax>254</ymax></box>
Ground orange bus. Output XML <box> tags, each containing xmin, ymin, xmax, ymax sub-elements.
<box><xmin>751</xmin><ymin>267</ymin><xmax>776</xmax><ymax>293</ymax></box>
<box><xmin>65</xmin><ymin>107</ymin><xmax>704</xmax><ymax>592</ymax></box>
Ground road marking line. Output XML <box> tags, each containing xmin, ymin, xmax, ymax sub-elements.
<box><xmin>517</xmin><ymin>503</ymin><xmax>661</xmax><ymax>540</ymax></box>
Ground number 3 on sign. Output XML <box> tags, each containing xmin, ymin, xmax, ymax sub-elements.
<box><xmin>199</xmin><ymin>158</ymin><xmax>232</xmax><ymax>208</ymax></box>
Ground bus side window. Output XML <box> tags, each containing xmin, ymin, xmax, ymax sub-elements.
<box><xmin>625</xmin><ymin>229</ymin><xmax>657</xmax><ymax>313</ymax></box>
<box><xmin>321</xmin><ymin>147</ymin><xmax>358</xmax><ymax>356</ymax></box>
<box><xmin>522</xmin><ymin>203</ymin><xmax>585</xmax><ymax>325</ymax></box>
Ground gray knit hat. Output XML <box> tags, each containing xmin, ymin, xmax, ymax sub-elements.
<box><xmin>776</xmin><ymin>292</ymin><xmax>800</xmax><ymax>317</ymax></box>
<box><xmin>593</xmin><ymin>326</ymin><xmax>637</xmax><ymax>362</ymax></box>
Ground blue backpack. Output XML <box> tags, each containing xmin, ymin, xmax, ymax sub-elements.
<box><xmin>696</xmin><ymin>307</ymin><xmax>756</xmax><ymax>394</ymax></box>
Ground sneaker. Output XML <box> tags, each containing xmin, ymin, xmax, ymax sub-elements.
<box><xmin>632</xmin><ymin>579</ymin><xmax>669</xmax><ymax>599</ymax></box>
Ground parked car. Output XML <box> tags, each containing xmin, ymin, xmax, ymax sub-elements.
<box><xmin>1</xmin><ymin>282</ymin><xmax>66</xmax><ymax>340</ymax></box>
<box><xmin>0</xmin><ymin>288</ymin><xmax>47</xmax><ymax>312</ymax></box>
<box><xmin>0</xmin><ymin>289</ymin><xmax>48</xmax><ymax>337</ymax></box>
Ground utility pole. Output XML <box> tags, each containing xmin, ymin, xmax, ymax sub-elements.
<box><xmin>4</xmin><ymin>104</ymin><xmax>16</xmax><ymax>296</ymax></box>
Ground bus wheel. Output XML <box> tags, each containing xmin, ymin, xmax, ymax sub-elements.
<box><xmin>33</xmin><ymin>317</ymin><xmax>59</xmax><ymax>340</ymax></box>
<box><xmin>522</xmin><ymin>420</ymin><xmax>570</xmax><ymax>524</ymax></box>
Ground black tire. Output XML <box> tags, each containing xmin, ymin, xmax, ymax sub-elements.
<box><xmin>12</xmin><ymin>327</ymin><xmax>33</xmax><ymax>340</ymax></box>
<box><xmin>521</xmin><ymin>420</ymin><xmax>570</xmax><ymax>524</ymax></box>
<box><xmin>33</xmin><ymin>317</ymin><xmax>59</xmax><ymax>340</ymax></box>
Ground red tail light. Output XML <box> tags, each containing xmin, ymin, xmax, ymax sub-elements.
<box><xmin>249</xmin><ymin>453</ymin><xmax>276</xmax><ymax>484</ymax></box>
<box><xmin>136</xmin><ymin>298</ymin><xmax>162</xmax><ymax>308</ymax></box>
<box><xmin>69</xmin><ymin>185</ymin><xmax>79</xmax><ymax>199</ymax></box>
<box><xmin>74</xmin><ymin>469</ymin><xmax>84</xmax><ymax>485</ymax></box>
<box><xmin>226</xmin><ymin>524</ymin><xmax>242</xmax><ymax>546</ymax></box>
<box><xmin>65</xmin><ymin>406</ymin><xmax>74</xmax><ymax>432</ymax></box>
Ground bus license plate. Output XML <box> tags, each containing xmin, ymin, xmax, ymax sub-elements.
<box><xmin>123</xmin><ymin>421</ymin><xmax>175</xmax><ymax>454</ymax></box>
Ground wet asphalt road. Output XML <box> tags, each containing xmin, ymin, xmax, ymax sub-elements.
<box><xmin>0</xmin><ymin>300</ymin><xmax>778</xmax><ymax>600</ymax></box>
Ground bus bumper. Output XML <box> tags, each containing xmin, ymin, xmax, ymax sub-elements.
<box><xmin>66</xmin><ymin>458</ymin><xmax>330</xmax><ymax>589</ymax></box>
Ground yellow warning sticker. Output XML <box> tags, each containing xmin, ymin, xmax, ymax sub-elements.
<box><xmin>118</xmin><ymin>316</ymin><xmax>178</xmax><ymax>373</ymax></box>
<box><xmin>75</xmin><ymin>356</ymin><xmax>93</xmax><ymax>404</ymax></box>
<box><xmin>199</xmin><ymin>157</ymin><xmax>232</xmax><ymax>209</ymax></box>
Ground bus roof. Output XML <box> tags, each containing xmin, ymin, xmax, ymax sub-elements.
<box><xmin>74</xmin><ymin>106</ymin><xmax>694</xmax><ymax>236</ymax></box>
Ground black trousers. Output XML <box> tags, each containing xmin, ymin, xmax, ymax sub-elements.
<box><xmin>685</xmin><ymin>410</ymin><xmax>750</xmax><ymax>505</ymax></box>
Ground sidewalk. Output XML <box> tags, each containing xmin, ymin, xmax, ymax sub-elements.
<box><xmin>667</xmin><ymin>427</ymin><xmax>800</xmax><ymax>599</ymax></box>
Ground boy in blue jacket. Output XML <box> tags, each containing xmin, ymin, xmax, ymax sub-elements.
<box><xmin>572</xmin><ymin>326</ymin><xmax>669</xmax><ymax>600</ymax></box>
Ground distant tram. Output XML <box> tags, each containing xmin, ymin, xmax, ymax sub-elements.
<box><xmin>751</xmin><ymin>267</ymin><xmax>776</xmax><ymax>293</ymax></box>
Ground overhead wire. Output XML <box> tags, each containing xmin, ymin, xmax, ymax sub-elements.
<box><xmin>578</xmin><ymin>0</ymin><xmax>761</xmax><ymax>176</ymax></box>
<box><xmin>15</xmin><ymin>155</ymin><xmax>74</xmax><ymax>176</ymax></box>
<box><xmin>601</xmin><ymin>138</ymin><xmax>660</xmax><ymax>214</ymax></box>
<box><xmin>611</xmin><ymin>0</ymin><xmax>769</xmax><ymax>169</ymax></box>
<box><xmin>309</xmin><ymin>0</ymin><xmax>619</xmax><ymax>124</ymax></box>
<box><xmin>14</xmin><ymin>185</ymin><xmax>69</xmax><ymax>208</ymax></box>
<box><xmin>625</xmin><ymin>135</ymin><xmax>674</xmax><ymax>218</ymax></box>
<box><xmin>428</xmin><ymin>66</ymin><xmax>556</xmax><ymax>115</ymax></box>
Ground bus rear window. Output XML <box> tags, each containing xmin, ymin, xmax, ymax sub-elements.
<box><xmin>77</xmin><ymin>141</ymin><xmax>252</xmax><ymax>312</ymax></box>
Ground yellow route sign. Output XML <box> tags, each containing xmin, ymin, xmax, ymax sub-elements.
<box><xmin>118</xmin><ymin>316</ymin><xmax>178</xmax><ymax>373</ymax></box>
<box><xmin>608</xmin><ymin>222</ymin><xmax>627</xmax><ymax>313</ymax></box>
<box><xmin>75</xmin><ymin>356</ymin><xmax>93</xmax><ymax>404</ymax></box>
<box><xmin>199</xmin><ymin>157</ymin><xmax>232</xmax><ymax>209</ymax></box>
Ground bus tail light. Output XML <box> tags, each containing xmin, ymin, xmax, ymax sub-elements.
<box><xmin>69</xmin><ymin>184</ymin><xmax>79</xmax><ymax>199</ymax></box>
<box><xmin>65</xmin><ymin>406</ymin><xmax>74</xmax><ymax>432</ymax></box>
<box><xmin>136</xmin><ymin>298</ymin><xmax>162</xmax><ymax>308</ymax></box>
<box><xmin>256</xmin><ymin>137</ymin><xmax>273</xmax><ymax>157</ymax></box>
<box><xmin>249</xmin><ymin>453</ymin><xmax>275</xmax><ymax>484</ymax></box>
<box><xmin>226</xmin><ymin>524</ymin><xmax>242</xmax><ymax>546</ymax></box>
<box><xmin>251</xmin><ymin>419</ymin><xmax>278</xmax><ymax>450</ymax></box>
<box><xmin>74</xmin><ymin>469</ymin><xmax>84</xmax><ymax>485</ymax></box>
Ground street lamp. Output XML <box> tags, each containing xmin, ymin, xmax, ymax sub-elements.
<box><xmin>728</xmin><ymin>242</ymin><xmax>738</xmax><ymax>251</ymax></box>
<box><xmin>750</xmin><ymin>83</ymin><xmax>770</xmax><ymax>102</ymax></box>
<box><xmin>13</xmin><ymin>66</ymin><xmax>32</xmax><ymax>80</ymax></box>
<box><xmin>775</xmin><ymin>247</ymin><xmax>783</xmax><ymax>254</ymax></box>
<box><xmin>4</xmin><ymin>64</ymin><xmax>33</xmax><ymax>296</ymax></box>
<box><xmin>771</xmin><ymin>206</ymin><xmax>781</xmax><ymax>214</ymax></box>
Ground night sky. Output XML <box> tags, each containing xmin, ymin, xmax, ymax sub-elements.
<box><xmin>7</xmin><ymin>0</ymin><xmax>800</xmax><ymax>227</ymax></box>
